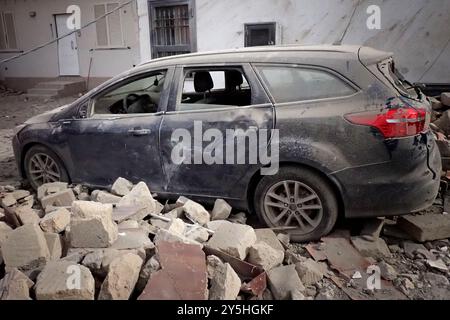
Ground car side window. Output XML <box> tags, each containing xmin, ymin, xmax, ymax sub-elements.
<box><xmin>177</xmin><ymin>68</ymin><xmax>252</xmax><ymax>111</ymax></box>
<box><xmin>255</xmin><ymin>65</ymin><xmax>356</xmax><ymax>103</ymax></box>
<box><xmin>91</xmin><ymin>70</ymin><xmax>167</xmax><ymax>115</ymax></box>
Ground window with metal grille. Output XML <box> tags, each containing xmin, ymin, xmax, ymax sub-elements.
<box><xmin>0</xmin><ymin>12</ymin><xmax>18</xmax><ymax>50</ymax></box>
<box><xmin>94</xmin><ymin>3</ymin><xmax>123</xmax><ymax>47</ymax></box>
<box><xmin>150</xmin><ymin>1</ymin><xmax>195</xmax><ymax>58</ymax></box>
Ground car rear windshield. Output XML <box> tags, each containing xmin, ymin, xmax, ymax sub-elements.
<box><xmin>377</xmin><ymin>58</ymin><xmax>418</xmax><ymax>99</ymax></box>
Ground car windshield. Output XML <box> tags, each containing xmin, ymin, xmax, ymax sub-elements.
<box><xmin>377</xmin><ymin>58</ymin><xmax>419</xmax><ymax>99</ymax></box>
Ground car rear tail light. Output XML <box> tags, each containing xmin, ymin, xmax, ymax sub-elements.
<box><xmin>344</xmin><ymin>100</ymin><xmax>430</xmax><ymax>139</ymax></box>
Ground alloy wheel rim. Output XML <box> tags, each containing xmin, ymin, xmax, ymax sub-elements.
<box><xmin>263</xmin><ymin>180</ymin><xmax>323</xmax><ymax>234</ymax></box>
<box><xmin>28</xmin><ymin>153</ymin><xmax>61</xmax><ymax>186</ymax></box>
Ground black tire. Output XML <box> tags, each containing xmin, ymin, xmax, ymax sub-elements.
<box><xmin>24</xmin><ymin>145</ymin><xmax>69</xmax><ymax>190</ymax></box>
<box><xmin>254</xmin><ymin>166</ymin><xmax>338</xmax><ymax>242</ymax></box>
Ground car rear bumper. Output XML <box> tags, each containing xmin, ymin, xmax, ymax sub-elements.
<box><xmin>332</xmin><ymin>132</ymin><xmax>441</xmax><ymax>218</ymax></box>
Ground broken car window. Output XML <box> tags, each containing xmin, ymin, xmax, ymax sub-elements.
<box><xmin>256</xmin><ymin>65</ymin><xmax>356</xmax><ymax>103</ymax></box>
<box><xmin>91</xmin><ymin>71</ymin><xmax>167</xmax><ymax>115</ymax></box>
<box><xmin>177</xmin><ymin>68</ymin><xmax>252</xmax><ymax>111</ymax></box>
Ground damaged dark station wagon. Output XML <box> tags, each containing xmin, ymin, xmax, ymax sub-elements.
<box><xmin>12</xmin><ymin>45</ymin><xmax>441</xmax><ymax>241</ymax></box>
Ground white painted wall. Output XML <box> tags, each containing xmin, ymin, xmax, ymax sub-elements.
<box><xmin>0</xmin><ymin>0</ymin><xmax>140</xmax><ymax>82</ymax></box>
<box><xmin>195</xmin><ymin>0</ymin><xmax>450</xmax><ymax>83</ymax></box>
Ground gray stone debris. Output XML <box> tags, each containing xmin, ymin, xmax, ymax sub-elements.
<box><xmin>35</xmin><ymin>261</ymin><xmax>95</xmax><ymax>300</ymax></box>
<box><xmin>40</xmin><ymin>189</ymin><xmax>76</xmax><ymax>209</ymax></box>
<box><xmin>15</xmin><ymin>206</ymin><xmax>41</xmax><ymax>225</ymax></box>
<box><xmin>351</xmin><ymin>236</ymin><xmax>392</xmax><ymax>259</ymax></box>
<box><xmin>426</xmin><ymin>259</ymin><xmax>448</xmax><ymax>272</ymax></box>
<box><xmin>276</xmin><ymin>233</ymin><xmax>290</xmax><ymax>248</ymax></box>
<box><xmin>154</xmin><ymin>228</ymin><xmax>202</xmax><ymax>248</ymax></box>
<box><xmin>166</xmin><ymin>218</ymin><xmax>186</xmax><ymax>235</ymax></box>
<box><xmin>11</xmin><ymin>190</ymin><xmax>30</xmax><ymax>200</ymax></box>
<box><xmin>209</xmin><ymin>262</ymin><xmax>241</xmax><ymax>300</ymax></box>
<box><xmin>183</xmin><ymin>200</ymin><xmax>210</xmax><ymax>225</ymax></box>
<box><xmin>398</xmin><ymin>214</ymin><xmax>450</xmax><ymax>242</ymax></box>
<box><xmin>211</xmin><ymin>199</ymin><xmax>232</xmax><ymax>221</ymax></box>
<box><xmin>39</xmin><ymin>208</ymin><xmax>71</xmax><ymax>233</ymax></box>
<box><xmin>206</xmin><ymin>255</ymin><xmax>223</xmax><ymax>279</ymax></box>
<box><xmin>206</xmin><ymin>221</ymin><xmax>256</xmax><ymax>259</ymax></box>
<box><xmin>185</xmin><ymin>226</ymin><xmax>210</xmax><ymax>243</ymax></box>
<box><xmin>98</xmin><ymin>253</ymin><xmax>143</xmax><ymax>300</ymax></box>
<box><xmin>206</xmin><ymin>220</ymin><xmax>228</xmax><ymax>232</ymax></box>
<box><xmin>118</xmin><ymin>220</ymin><xmax>140</xmax><ymax>229</ymax></box>
<box><xmin>118</xmin><ymin>182</ymin><xmax>158</xmax><ymax>220</ymax></box>
<box><xmin>111</xmin><ymin>177</ymin><xmax>134</xmax><ymax>196</ymax></box>
<box><xmin>44</xmin><ymin>233</ymin><xmax>63</xmax><ymax>260</ymax></box>
<box><xmin>267</xmin><ymin>264</ymin><xmax>305</xmax><ymax>300</ymax></box>
<box><xmin>379</xmin><ymin>261</ymin><xmax>398</xmax><ymax>281</ymax></box>
<box><xmin>95</xmin><ymin>190</ymin><xmax>122</xmax><ymax>204</ymax></box>
<box><xmin>37</xmin><ymin>182</ymin><xmax>68</xmax><ymax>200</ymax></box>
<box><xmin>295</xmin><ymin>258</ymin><xmax>328</xmax><ymax>286</ymax></box>
<box><xmin>255</xmin><ymin>229</ymin><xmax>285</xmax><ymax>252</ymax></box>
<box><xmin>360</xmin><ymin>218</ymin><xmax>385</xmax><ymax>240</ymax></box>
<box><xmin>0</xmin><ymin>221</ymin><xmax>13</xmax><ymax>246</ymax></box>
<box><xmin>0</xmin><ymin>268</ymin><xmax>34</xmax><ymax>300</ymax></box>
<box><xmin>227</xmin><ymin>212</ymin><xmax>247</xmax><ymax>224</ymax></box>
<box><xmin>441</xmin><ymin>92</ymin><xmax>450</xmax><ymax>107</ymax></box>
<box><xmin>2</xmin><ymin>224</ymin><xmax>50</xmax><ymax>271</ymax></box>
<box><xmin>136</xmin><ymin>256</ymin><xmax>160</xmax><ymax>292</ymax></box>
<box><xmin>247</xmin><ymin>242</ymin><xmax>284</xmax><ymax>271</ymax></box>
<box><xmin>69</xmin><ymin>201</ymin><xmax>118</xmax><ymax>248</ymax></box>
<box><xmin>1</xmin><ymin>194</ymin><xmax>16</xmax><ymax>207</ymax></box>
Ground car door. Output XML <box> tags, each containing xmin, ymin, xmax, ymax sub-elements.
<box><xmin>159</xmin><ymin>63</ymin><xmax>274</xmax><ymax>199</ymax></box>
<box><xmin>59</xmin><ymin>67</ymin><xmax>174</xmax><ymax>190</ymax></box>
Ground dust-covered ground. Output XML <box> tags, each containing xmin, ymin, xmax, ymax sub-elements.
<box><xmin>0</xmin><ymin>90</ymin><xmax>78</xmax><ymax>185</ymax></box>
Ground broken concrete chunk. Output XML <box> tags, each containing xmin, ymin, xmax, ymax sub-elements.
<box><xmin>206</xmin><ymin>220</ymin><xmax>228</xmax><ymax>232</ymax></box>
<box><xmin>1</xmin><ymin>194</ymin><xmax>16</xmax><ymax>207</ymax></box>
<box><xmin>267</xmin><ymin>264</ymin><xmax>305</xmax><ymax>300</ymax></box>
<box><xmin>206</xmin><ymin>221</ymin><xmax>256</xmax><ymax>259</ymax></box>
<box><xmin>77</xmin><ymin>192</ymin><xmax>90</xmax><ymax>201</ymax></box>
<box><xmin>72</xmin><ymin>200</ymin><xmax>113</xmax><ymax>219</ymax></box>
<box><xmin>39</xmin><ymin>208</ymin><xmax>71</xmax><ymax>233</ymax></box>
<box><xmin>227</xmin><ymin>212</ymin><xmax>247</xmax><ymax>224</ymax></box>
<box><xmin>211</xmin><ymin>199</ymin><xmax>232</xmax><ymax>220</ymax></box>
<box><xmin>295</xmin><ymin>258</ymin><xmax>327</xmax><ymax>286</ymax></box>
<box><xmin>176</xmin><ymin>196</ymin><xmax>190</xmax><ymax>206</ymax></box>
<box><xmin>154</xmin><ymin>228</ymin><xmax>202</xmax><ymax>248</ymax></box>
<box><xmin>44</xmin><ymin>232</ymin><xmax>63</xmax><ymax>260</ymax></box>
<box><xmin>166</xmin><ymin>218</ymin><xmax>186</xmax><ymax>236</ymax></box>
<box><xmin>255</xmin><ymin>228</ymin><xmax>285</xmax><ymax>252</ymax></box>
<box><xmin>95</xmin><ymin>191</ymin><xmax>122</xmax><ymax>204</ymax></box>
<box><xmin>110</xmin><ymin>227</ymin><xmax>154</xmax><ymax>251</ymax></box>
<box><xmin>70</xmin><ymin>214</ymin><xmax>118</xmax><ymax>248</ymax></box>
<box><xmin>11</xmin><ymin>190</ymin><xmax>30</xmax><ymax>201</ymax></box>
<box><xmin>136</xmin><ymin>255</ymin><xmax>161</xmax><ymax>292</ymax></box>
<box><xmin>441</xmin><ymin>92</ymin><xmax>450</xmax><ymax>107</ymax></box>
<box><xmin>37</xmin><ymin>182</ymin><xmax>68</xmax><ymax>200</ymax></box>
<box><xmin>360</xmin><ymin>218</ymin><xmax>385</xmax><ymax>240</ymax></box>
<box><xmin>15</xmin><ymin>206</ymin><xmax>41</xmax><ymax>225</ymax></box>
<box><xmin>20</xmin><ymin>195</ymin><xmax>35</xmax><ymax>208</ymax></box>
<box><xmin>426</xmin><ymin>259</ymin><xmax>448</xmax><ymax>273</ymax></box>
<box><xmin>98</xmin><ymin>253</ymin><xmax>143</xmax><ymax>300</ymax></box>
<box><xmin>111</xmin><ymin>177</ymin><xmax>134</xmax><ymax>196</ymax></box>
<box><xmin>247</xmin><ymin>242</ymin><xmax>284</xmax><ymax>271</ymax></box>
<box><xmin>351</xmin><ymin>236</ymin><xmax>391</xmax><ymax>259</ymax></box>
<box><xmin>206</xmin><ymin>255</ymin><xmax>224</xmax><ymax>279</ymax></box>
<box><xmin>118</xmin><ymin>182</ymin><xmax>157</xmax><ymax>220</ymax></box>
<box><xmin>2</xmin><ymin>224</ymin><xmax>50</xmax><ymax>270</ymax></box>
<box><xmin>81</xmin><ymin>250</ymin><xmax>104</xmax><ymax>271</ymax></box>
<box><xmin>165</xmin><ymin>206</ymin><xmax>184</xmax><ymax>219</ymax></box>
<box><xmin>41</xmin><ymin>189</ymin><xmax>75</xmax><ymax>209</ymax></box>
<box><xmin>118</xmin><ymin>220</ymin><xmax>139</xmax><ymax>229</ymax></box>
<box><xmin>185</xmin><ymin>227</ymin><xmax>210</xmax><ymax>243</ymax></box>
<box><xmin>398</xmin><ymin>214</ymin><xmax>450</xmax><ymax>242</ymax></box>
<box><xmin>209</xmin><ymin>262</ymin><xmax>241</xmax><ymax>300</ymax></box>
<box><xmin>183</xmin><ymin>200</ymin><xmax>210</xmax><ymax>225</ymax></box>
<box><xmin>35</xmin><ymin>261</ymin><xmax>95</xmax><ymax>300</ymax></box>
<box><xmin>379</xmin><ymin>261</ymin><xmax>398</xmax><ymax>281</ymax></box>
<box><xmin>0</xmin><ymin>221</ymin><xmax>13</xmax><ymax>246</ymax></box>
<box><xmin>402</xmin><ymin>241</ymin><xmax>427</xmax><ymax>259</ymax></box>
<box><xmin>0</xmin><ymin>268</ymin><xmax>34</xmax><ymax>300</ymax></box>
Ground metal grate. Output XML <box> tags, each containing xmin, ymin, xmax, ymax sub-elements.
<box><xmin>151</xmin><ymin>4</ymin><xmax>192</xmax><ymax>58</ymax></box>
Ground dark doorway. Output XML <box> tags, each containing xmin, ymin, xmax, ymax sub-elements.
<box><xmin>244</xmin><ymin>22</ymin><xmax>276</xmax><ymax>47</ymax></box>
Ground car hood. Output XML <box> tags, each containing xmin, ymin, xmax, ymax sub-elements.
<box><xmin>25</xmin><ymin>104</ymin><xmax>69</xmax><ymax>124</ymax></box>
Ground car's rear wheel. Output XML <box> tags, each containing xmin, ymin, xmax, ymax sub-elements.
<box><xmin>254</xmin><ymin>166</ymin><xmax>338</xmax><ymax>242</ymax></box>
<box><xmin>24</xmin><ymin>145</ymin><xmax>69</xmax><ymax>190</ymax></box>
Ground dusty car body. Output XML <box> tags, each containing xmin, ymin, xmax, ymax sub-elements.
<box><xmin>12</xmin><ymin>45</ymin><xmax>441</xmax><ymax>241</ymax></box>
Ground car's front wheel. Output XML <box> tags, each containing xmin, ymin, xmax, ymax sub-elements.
<box><xmin>24</xmin><ymin>145</ymin><xmax>69</xmax><ymax>190</ymax></box>
<box><xmin>254</xmin><ymin>166</ymin><xmax>338</xmax><ymax>242</ymax></box>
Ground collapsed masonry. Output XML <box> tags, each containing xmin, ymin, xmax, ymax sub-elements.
<box><xmin>0</xmin><ymin>176</ymin><xmax>449</xmax><ymax>300</ymax></box>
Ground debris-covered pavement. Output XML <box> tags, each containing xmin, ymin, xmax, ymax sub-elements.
<box><xmin>0</xmin><ymin>177</ymin><xmax>449</xmax><ymax>300</ymax></box>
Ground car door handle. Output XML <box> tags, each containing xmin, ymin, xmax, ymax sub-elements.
<box><xmin>128</xmin><ymin>128</ymin><xmax>151</xmax><ymax>136</ymax></box>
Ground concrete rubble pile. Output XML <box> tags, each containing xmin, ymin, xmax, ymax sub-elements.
<box><xmin>0</xmin><ymin>178</ymin><xmax>449</xmax><ymax>300</ymax></box>
<box><xmin>430</xmin><ymin>92</ymin><xmax>450</xmax><ymax>171</ymax></box>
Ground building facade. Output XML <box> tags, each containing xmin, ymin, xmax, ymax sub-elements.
<box><xmin>1</xmin><ymin>0</ymin><xmax>449</xmax><ymax>91</ymax></box>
